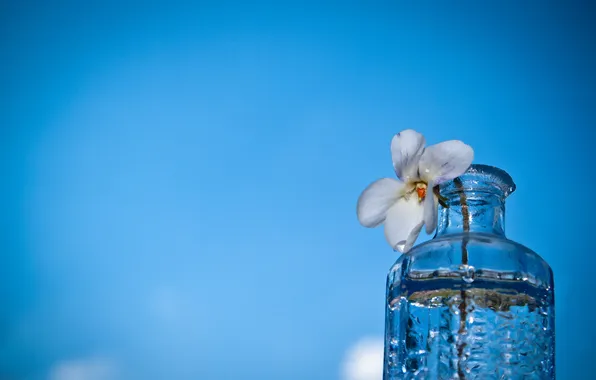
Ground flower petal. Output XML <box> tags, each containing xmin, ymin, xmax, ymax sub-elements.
<box><xmin>391</xmin><ymin>130</ymin><xmax>426</xmax><ymax>182</ymax></box>
<box><xmin>357</xmin><ymin>178</ymin><xmax>405</xmax><ymax>228</ymax></box>
<box><xmin>403</xmin><ymin>221</ymin><xmax>424</xmax><ymax>253</ymax></box>
<box><xmin>424</xmin><ymin>182</ymin><xmax>438</xmax><ymax>234</ymax></box>
<box><xmin>418</xmin><ymin>140</ymin><xmax>474</xmax><ymax>184</ymax></box>
<box><xmin>384</xmin><ymin>197</ymin><xmax>424</xmax><ymax>252</ymax></box>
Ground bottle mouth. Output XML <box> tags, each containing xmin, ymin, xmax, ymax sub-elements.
<box><xmin>439</xmin><ymin>164</ymin><xmax>516</xmax><ymax>198</ymax></box>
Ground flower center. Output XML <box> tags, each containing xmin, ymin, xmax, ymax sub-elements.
<box><xmin>415</xmin><ymin>182</ymin><xmax>427</xmax><ymax>202</ymax></box>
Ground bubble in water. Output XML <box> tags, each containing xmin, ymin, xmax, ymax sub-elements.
<box><xmin>461</xmin><ymin>265</ymin><xmax>475</xmax><ymax>283</ymax></box>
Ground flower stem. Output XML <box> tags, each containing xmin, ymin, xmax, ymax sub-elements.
<box><xmin>454</xmin><ymin>177</ymin><xmax>469</xmax><ymax>379</ymax></box>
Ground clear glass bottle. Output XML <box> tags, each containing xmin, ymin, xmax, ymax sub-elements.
<box><xmin>383</xmin><ymin>165</ymin><xmax>555</xmax><ymax>379</ymax></box>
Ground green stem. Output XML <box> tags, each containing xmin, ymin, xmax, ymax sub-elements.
<box><xmin>454</xmin><ymin>177</ymin><xmax>469</xmax><ymax>379</ymax></box>
<box><xmin>433</xmin><ymin>186</ymin><xmax>450</xmax><ymax>208</ymax></box>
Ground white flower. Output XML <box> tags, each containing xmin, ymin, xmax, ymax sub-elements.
<box><xmin>357</xmin><ymin>130</ymin><xmax>474</xmax><ymax>253</ymax></box>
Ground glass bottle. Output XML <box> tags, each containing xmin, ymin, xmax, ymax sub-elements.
<box><xmin>383</xmin><ymin>165</ymin><xmax>555</xmax><ymax>379</ymax></box>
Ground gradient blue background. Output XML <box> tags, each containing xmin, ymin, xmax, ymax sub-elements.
<box><xmin>2</xmin><ymin>1</ymin><xmax>595</xmax><ymax>379</ymax></box>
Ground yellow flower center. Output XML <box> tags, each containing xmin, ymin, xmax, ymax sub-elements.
<box><xmin>415</xmin><ymin>182</ymin><xmax>427</xmax><ymax>202</ymax></box>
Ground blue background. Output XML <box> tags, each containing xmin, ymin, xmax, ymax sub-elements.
<box><xmin>2</xmin><ymin>1</ymin><xmax>595</xmax><ymax>379</ymax></box>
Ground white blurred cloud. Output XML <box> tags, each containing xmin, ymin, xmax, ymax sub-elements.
<box><xmin>341</xmin><ymin>337</ymin><xmax>384</xmax><ymax>380</ymax></box>
<box><xmin>49</xmin><ymin>357</ymin><xmax>119</xmax><ymax>380</ymax></box>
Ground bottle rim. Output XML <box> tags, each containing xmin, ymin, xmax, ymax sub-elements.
<box><xmin>439</xmin><ymin>164</ymin><xmax>516</xmax><ymax>198</ymax></box>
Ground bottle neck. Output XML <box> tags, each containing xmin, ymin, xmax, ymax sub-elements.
<box><xmin>435</xmin><ymin>191</ymin><xmax>506</xmax><ymax>237</ymax></box>
<box><xmin>434</xmin><ymin>165</ymin><xmax>515</xmax><ymax>238</ymax></box>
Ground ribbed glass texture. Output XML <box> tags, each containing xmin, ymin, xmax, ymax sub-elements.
<box><xmin>383</xmin><ymin>165</ymin><xmax>555</xmax><ymax>379</ymax></box>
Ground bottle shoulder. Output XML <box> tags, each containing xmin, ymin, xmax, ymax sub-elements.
<box><xmin>389</xmin><ymin>232</ymin><xmax>553</xmax><ymax>289</ymax></box>
<box><xmin>410</xmin><ymin>232</ymin><xmax>547</xmax><ymax>263</ymax></box>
